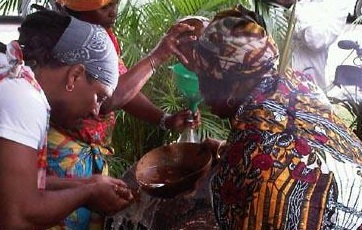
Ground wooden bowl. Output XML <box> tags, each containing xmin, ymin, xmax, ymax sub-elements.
<box><xmin>135</xmin><ymin>142</ymin><xmax>212</xmax><ymax>198</ymax></box>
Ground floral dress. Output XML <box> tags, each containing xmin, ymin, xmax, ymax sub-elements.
<box><xmin>212</xmin><ymin>69</ymin><xmax>362</xmax><ymax>230</ymax></box>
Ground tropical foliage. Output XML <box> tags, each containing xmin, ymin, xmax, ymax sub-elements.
<box><xmin>0</xmin><ymin>0</ymin><xmax>56</xmax><ymax>17</ymax></box>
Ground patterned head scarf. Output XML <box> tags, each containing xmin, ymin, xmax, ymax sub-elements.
<box><xmin>56</xmin><ymin>0</ymin><xmax>112</xmax><ymax>11</ymax></box>
<box><xmin>53</xmin><ymin>17</ymin><xmax>119</xmax><ymax>90</ymax></box>
<box><xmin>194</xmin><ymin>5</ymin><xmax>279</xmax><ymax>80</ymax></box>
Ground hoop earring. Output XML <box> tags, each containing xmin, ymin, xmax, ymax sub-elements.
<box><xmin>65</xmin><ymin>84</ymin><xmax>74</xmax><ymax>92</ymax></box>
<box><xmin>226</xmin><ymin>96</ymin><xmax>235</xmax><ymax>108</ymax></box>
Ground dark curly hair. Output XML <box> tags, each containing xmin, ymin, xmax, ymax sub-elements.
<box><xmin>18</xmin><ymin>10</ymin><xmax>71</xmax><ymax>68</ymax></box>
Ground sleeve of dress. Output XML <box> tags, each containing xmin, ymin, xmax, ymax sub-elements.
<box><xmin>0</xmin><ymin>78</ymin><xmax>48</xmax><ymax>150</ymax></box>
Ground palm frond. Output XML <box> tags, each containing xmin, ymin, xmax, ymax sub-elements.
<box><xmin>277</xmin><ymin>3</ymin><xmax>296</xmax><ymax>74</ymax></box>
<box><xmin>198</xmin><ymin>109</ymin><xmax>230</xmax><ymax>140</ymax></box>
<box><xmin>254</xmin><ymin>0</ymin><xmax>295</xmax><ymax>74</ymax></box>
<box><xmin>0</xmin><ymin>0</ymin><xmax>19</xmax><ymax>15</ymax></box>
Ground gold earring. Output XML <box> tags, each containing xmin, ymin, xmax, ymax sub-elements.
<box><xmin>226</xmin><ymin>96</ymin><xmax>235</xmax><ymax>108</ymax></box>
<box><xmin>65</xmin><ymin>84</ymin><xmax>74</xmax><ymax>92</ymax></box>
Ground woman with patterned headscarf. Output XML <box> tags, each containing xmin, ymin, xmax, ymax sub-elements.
<box><xmin>178</xmin><ymin>4</ymin><xmax>362</xmax><ymax>230</ymax></box>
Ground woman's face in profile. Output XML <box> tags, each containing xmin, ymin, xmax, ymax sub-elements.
<box><xmin>176</xmin><ymin>17</ymin><xmax>233</xmax><ymax>118</ymax></box>
<box><xmin>51</xmin><ymin>71</ymin><xmax>114</xmax><ymax>129</ymax></box>
<box><xmin>198</xmin><ymin>74</ymin><xmax>234</xmax><ymax>119</ymax></box>
<box><xmin>79</xmin><ymin>0</ymin><xmax>119</xmax><ymax>29</ymax></box>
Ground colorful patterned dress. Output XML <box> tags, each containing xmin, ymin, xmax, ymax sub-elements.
<box><xmin>212</xmin><ymin>69</ymin><xmax>362</xmax><ymax>230</ymax></box>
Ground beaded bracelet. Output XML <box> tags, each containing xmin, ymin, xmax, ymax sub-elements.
<box><xmin>147</xmin><ymin>55</ymin><xmax>156</xmax><ymax>75</ymax></box>
<box><xmin>159</xmin><ymin>113</ymin><xmax>171</xmax><ymax>131</ymax></box>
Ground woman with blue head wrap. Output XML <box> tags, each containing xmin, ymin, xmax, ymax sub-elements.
<box><xmin>36</xmin><ymin>1</ymin><xmax>201</xmax><ymax>228</ymax></box>
<box><xmin>0</xmin><ymin>10</ymin><xmax>134</xmax><ymax>229</ymax></box>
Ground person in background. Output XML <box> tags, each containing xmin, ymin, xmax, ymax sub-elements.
<box><xmin>0</xmin><ymin>10</ymin><xmax>134</xmax><ymax>229</ymax></box>
<box><xmin>288</xmin><ymin>0</ymin><xmax>351</xmax><ymax>90</ymax></box>
<box><xmin>178</xmin><ymin>4</ymin><xmax>362</xmax><ymax>229</ymax></box>
<box><xmin>41</xmin><ymin>0</ymin><xmax>200</xmax><ymax>229</ymax></box>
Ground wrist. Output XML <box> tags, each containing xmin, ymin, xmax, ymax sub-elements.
<box><xmin>83</xmin><ymin>183</ymin><xmax>96</xmax><ymax>205</ymax></box>
<box><xmin>147</xmin><ymin>55</ymin><xmax>156</xmax><ymax>75</ymax></box>
<box><xmin>148</xmin><ymin>49</ymin><xmax>165</xmax><ymax>67</ymax></box>
<box><xmin>159</xmin><ymin>113</ymin><xmax>171</xmax><ymax>131</ymax></box>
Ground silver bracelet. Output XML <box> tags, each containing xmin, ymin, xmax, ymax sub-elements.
<box><xmin>147</xmin><ymin>55</ymin><xmax>156</xmax><ymax>75</ymax></box>
<box><xmin>159</xmin><ymin>113</ymin><xmax>171</xmax><ymax>131</ymax></box>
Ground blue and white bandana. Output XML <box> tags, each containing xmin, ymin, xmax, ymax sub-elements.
<box><xmin>52</xmin><ymin>17</ymin><xmax>119</xmax><ymax>90</ymax></box>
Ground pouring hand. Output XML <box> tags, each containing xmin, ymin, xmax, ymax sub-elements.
<box><xmin>165</xmin><ymin>109</ymin><xmax>201</xmax><ymax>133</ymax></box>
<box><xmin>148</xmin><ymin>22</ymin><xmax>196</xmax><ymax>67</ymax></box>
